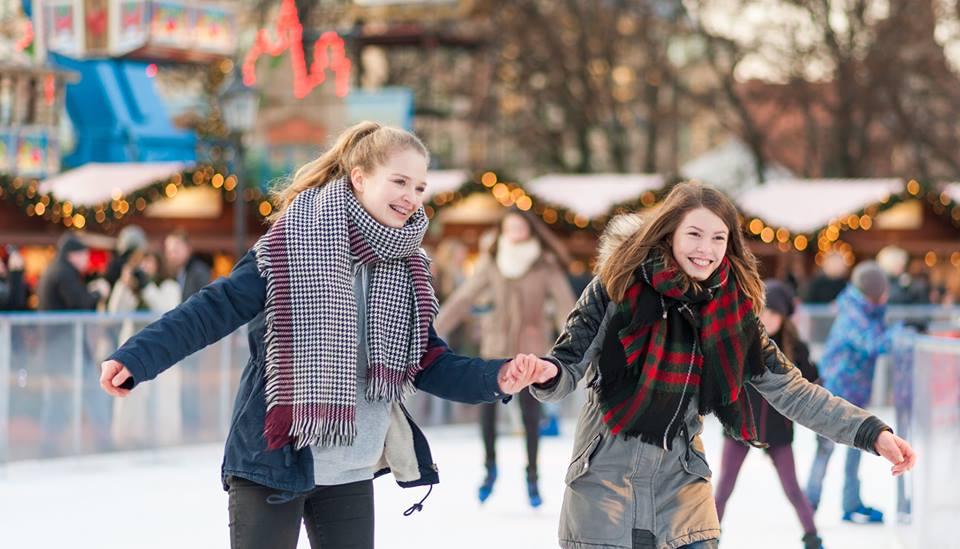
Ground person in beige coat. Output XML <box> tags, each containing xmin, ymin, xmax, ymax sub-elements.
<box><xmin>435</xmin><ymin>210</ymin><xmax>576</xmax><ymax>507</ymax></box>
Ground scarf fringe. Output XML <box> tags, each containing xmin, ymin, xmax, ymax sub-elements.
<box><xmin>254</xmin><ymin>222</ymin><xmax>293</xmax><ymax>448</ymax></box>
<box><xmin>290</xmin><ymin>416</ymin><xmax>359</xmax><ymax>450</ymax></box>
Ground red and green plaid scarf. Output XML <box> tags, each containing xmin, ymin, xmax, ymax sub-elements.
<box><xmin>597</xmin><ymin>253</ymin><xmax>765</xmax><ymax>449</ymax></box>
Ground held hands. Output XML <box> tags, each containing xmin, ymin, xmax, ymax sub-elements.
<box><xmin>875</xmin><ymin>431</ymin><xmax>917</xmax><ymax>476</ymax></box>
<box><xmin>100</xmin><ymin>359</ymin><xmax>134</xmax><ymax>398</ymax></box>
<box><xmin>497</xmin><ymin>353</ymin><xmax>559</xmax><ymax>395</ymax></box>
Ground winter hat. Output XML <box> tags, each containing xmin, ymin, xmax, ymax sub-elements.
<box><xmin>117</xmin><ymin>225</ymin><xmax>147</xmax><ymax>255</ymax></box>
<box><xmin>763</xmin><ymin>279</ymin><xmax>795</xmax><ymax>317</ymax></box>
<box><xmin>58</xmin><ymin>233</ymin><xmax>88</xmax><ymax>255</ymax></box>
<box><xmin>851</xmin><ymin>261</ymin><xmax>889</xmax><ymax>301</ymax></box>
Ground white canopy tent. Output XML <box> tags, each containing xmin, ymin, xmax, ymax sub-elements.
<box><xmin>422</xmin><ymin>170</ymin><xmax>468</xmax><ymax>201</ymax></box>
<box><xmin>38</xmin><ymin>162</ymin><xmax>192</xmax><ymax>207</ymax></box>
<box><xmin>735</xmin><ymin>178</ymin><xmax>904</xmax><ymax>234</ymax></box>
<box><xmin>524</xmin><ymin>173</ymin><xmax>664</xmax><ymax>219</ymax></box>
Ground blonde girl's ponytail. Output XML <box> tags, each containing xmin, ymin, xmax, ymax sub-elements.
<box><xmin>269</xmin><ymin>120</ymin><xmax>430</xmax><ymax>222</ymax></box>
<box><xmin>268</xmin><ymin>121</ymin><xmax>379</xmax><ymax>221</ymax></box>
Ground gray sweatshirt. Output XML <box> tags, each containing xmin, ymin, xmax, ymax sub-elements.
<box><xmin>310</xmin><ymin>262</ymin><xmax>392</xmax><ymax>485</ymax></box>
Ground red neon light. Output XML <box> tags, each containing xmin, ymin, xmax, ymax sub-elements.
<box><xmin>242</xmin><ymin>0</ymin><xmax>351</xmax><ymax>99</ymax></box>
<box><xmin>15</xmin><ymin>21</ymin><xmax>34</xmax><ymax>51</ymax></box>
<box><xmin>43</xmin><ymin>74</ymin><xmax>56</xmax><ymax>105</ymax></box>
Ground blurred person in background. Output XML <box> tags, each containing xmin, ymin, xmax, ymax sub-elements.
<box><xmin>433</xmin><ymin>238</ymin><xmax>470</xmax><ymax>301</ymax></box>
<box><xmin>37</xmin><ymin>234</ymin><xmax>110</xmax><ymax>311</ymax></box>
<box><xmin>927</xmin><ymin>264</ymin><xmax>953</xmax><ymax>305</ymax></box>
<box><xmin>805</xmin><ymin>261</ymin><xmax>903</xmax><ymax>524</ymax></box>
<box><xmin>801</xmin><ymin>251</ymin><xmax>848</xmax><ymax>304</ymax></box>
<box><xmin>0</xmin><ymin>245</ymin><xmax>27</xmax><ymax>310</ymax></box>
<box><xmin>104</xmin><ymin>225</ymin><xmax>148</xmax><ymax>287</ymax></box>
<box><xmin>163</xmin><ymin>229</ymin><xmax>212</xmax><ymax>436</ymax></box>
<box><xmin>943</xmin><ymin>268</ymin><xmax>960</xmax><ymax>305</ymax></box>
<box><xmin>107</xmin><ymin>249</ymin><xmax>183</xmax><ymax>446</ymax></box>
<box><xmin>37</xmin><ymin>233</ymin><xmax>113</xmax><ymax>452</ymax></box>
<box><xmin>713</xmin><ymin>280</ymin><xmax>825</xmax><ymax>549</ymax></box>
<box><xmin>876</xmin><ymin>245</ymin><xmax>929</xmax><ymax>305</ymax></box>
<box><xmin>164</xmin><ymin>229</ymin><xmax>212</xmax><ymax>301</ymax></box>
<box><xmin>435</xmin><ymin>210</ymin><xmax>576</xmax><ymax>508</ymax></box>
<box><xmin>432</xmin><ymin>238</ymin><xmax>478</xmax><ymax>355</ymax></box>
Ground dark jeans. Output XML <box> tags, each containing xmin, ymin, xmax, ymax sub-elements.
<box><xmin>481</xmin><ymin>387</ymin><xmax>541</xmax><ymax>481</ymax></box>
<box><xmin>227</xmin><ymin>476</ymin><xmax>375</xmax><ymax>549</ymax></box>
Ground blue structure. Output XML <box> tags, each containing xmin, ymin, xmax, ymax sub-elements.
<box><xmin>50</xmin><ymin>54</ymin><xmax>196</xmax><ymax>167</ymax></box>
<box><xmin>345</xmin><ymin>87</ymin><xmax>414</xmax><ymax>131</ymax></box>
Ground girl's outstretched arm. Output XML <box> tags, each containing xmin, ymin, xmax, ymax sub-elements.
<box><xmin>750</xmin><ymin>321</ymin><xmax>916</xmax><ymax>474</ymax></box>
<box><xmin>102</xmin><ymin>251</ymin><xmax>266</xmax><ymax>392</ymax></box>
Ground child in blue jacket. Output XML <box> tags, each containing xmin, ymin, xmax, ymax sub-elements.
<box><xmin>805</xmin><ymin>261</ymin><xmax>901</xmax><ymax>523</ymax></box>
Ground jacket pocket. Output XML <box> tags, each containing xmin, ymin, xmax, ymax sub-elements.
<box><xmin>565</xmin><ymin>431</ymin><xmax>603</xmax><ymax>485</ymax></box>
<box><xmin>679</xmin><ymin>442</ymin><xmax>713</xmax><ymax>481</ymax></box>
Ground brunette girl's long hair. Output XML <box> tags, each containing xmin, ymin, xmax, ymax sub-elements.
<box><xmin>597</xmin><ymin>181</ymin><xmax>765</xmax><ymax>314</ymax></box>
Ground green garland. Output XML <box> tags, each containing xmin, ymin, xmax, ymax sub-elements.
<box><xmin>0</xmin><ymin>165</ymin><xmax>275</xmax><ymax>230</ymax></box>
<box><xmin>424</xmin><ymin>170</ymin><xmax>661</xmax><ymax>233</ymax></box>
<box><xmin>740</xmin><ymin>180</ymin><xmax>924</xmax><ymax>252</ymax></box>
<box><xmin>924</xmin><ymin>181</ymin><xmax>960</xmax><ymax>230</ymax></box>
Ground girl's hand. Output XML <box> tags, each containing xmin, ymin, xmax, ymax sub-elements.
<box><xmin>100</xmin><ymin>360</ymin><xmax>133</xmax><ymax>397</ymax></box>
<box><xmin>875</xmin><ymin>431</ymin><xmax>917</xmax><ymax>476</ymax></box>
<box><xmin>497</xmin><ymin>354</ymin><xmax>557</xmax><ymax>394</ymax></box>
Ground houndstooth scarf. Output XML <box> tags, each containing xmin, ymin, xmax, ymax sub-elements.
<box><xmin>254</xmin><ymin>177</ymin><xmax>439</xmax><ymax>450</ymax></box>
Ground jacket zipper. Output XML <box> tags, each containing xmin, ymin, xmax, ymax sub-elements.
<box><xmin>662</xmin><ymin>303</ymin><xmax>697</xmax><ymax>450</ymax></box>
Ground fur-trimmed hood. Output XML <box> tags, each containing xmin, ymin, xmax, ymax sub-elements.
<box><xmin>595</xmin><ymin>213</ymin><xmax>645</xmax><ymax>273</ymax></box>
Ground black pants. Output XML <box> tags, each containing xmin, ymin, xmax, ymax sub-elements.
<box><xmin>227</xmin><ymin>476</ymin><xmax>375</xmax><ymax>549</ymax></box>
<box><xmin>480</xmin><ymin>388</ymin><xmax>541</xmax><ymax>481</ymax></box>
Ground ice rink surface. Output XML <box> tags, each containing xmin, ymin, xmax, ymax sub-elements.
<box><xmin>1</xmin><ymin>409</ymin><xmax>905</xmax><ymax>549</ymax></box>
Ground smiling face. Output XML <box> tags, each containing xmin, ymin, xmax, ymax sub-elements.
<box><xmin>670</xmin><ymin>207</ymin><xmax>730</xmax><ymax>281</ymax></box>
<box><xmin>501</xmin><ymin>213</ymin><xmax>532</xmax><ymax>244</ymax></box>
<box><xmin>350</xmin><ymin>147</ymin><xmax>429</xmax><ymax>228</ymax></box>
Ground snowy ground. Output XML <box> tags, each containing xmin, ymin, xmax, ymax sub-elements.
<box><xmin>1</xmin><ymin>409</ymin><xmax>909</xmax><ymax>549</ymax></box>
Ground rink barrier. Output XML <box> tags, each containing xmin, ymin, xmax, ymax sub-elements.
<box><xmin>0</xmin><ymin>311</ymin><xmax>246</xmax><ymax>465</ymax></box>
<box><xmin>892</xmin><ymin>333</ymin><xmax>960</xmax><ymax>549</ymax></box>
<box><xmin>0</xmin><ymin>305</ymin><xmax>958</xmax><ymax>466</ymax></box>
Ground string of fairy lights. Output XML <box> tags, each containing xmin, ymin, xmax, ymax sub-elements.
<box><xmin>0</xmin><ymin>166</ymin><xmax>278</xmax><ymax>231</ymax></box>
<box><xmin>3</xmin><ymin>168</ymin><xmax>960</xmax><ymax>270</ymax></box>
<box><xmin>424</xmin><ymin>171</ymin><xmax>662</xmax><ymax>232</ymax></box>
<box><xmin>742</xmin><ymin>179</ymin><xmax>960</xmax><ymax>267</ymax></box>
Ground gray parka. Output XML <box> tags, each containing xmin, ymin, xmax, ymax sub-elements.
<box><xmin>530</xmin><ymin>217</ymin><xmax>890</xmax><ymax>549</ymax></box>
